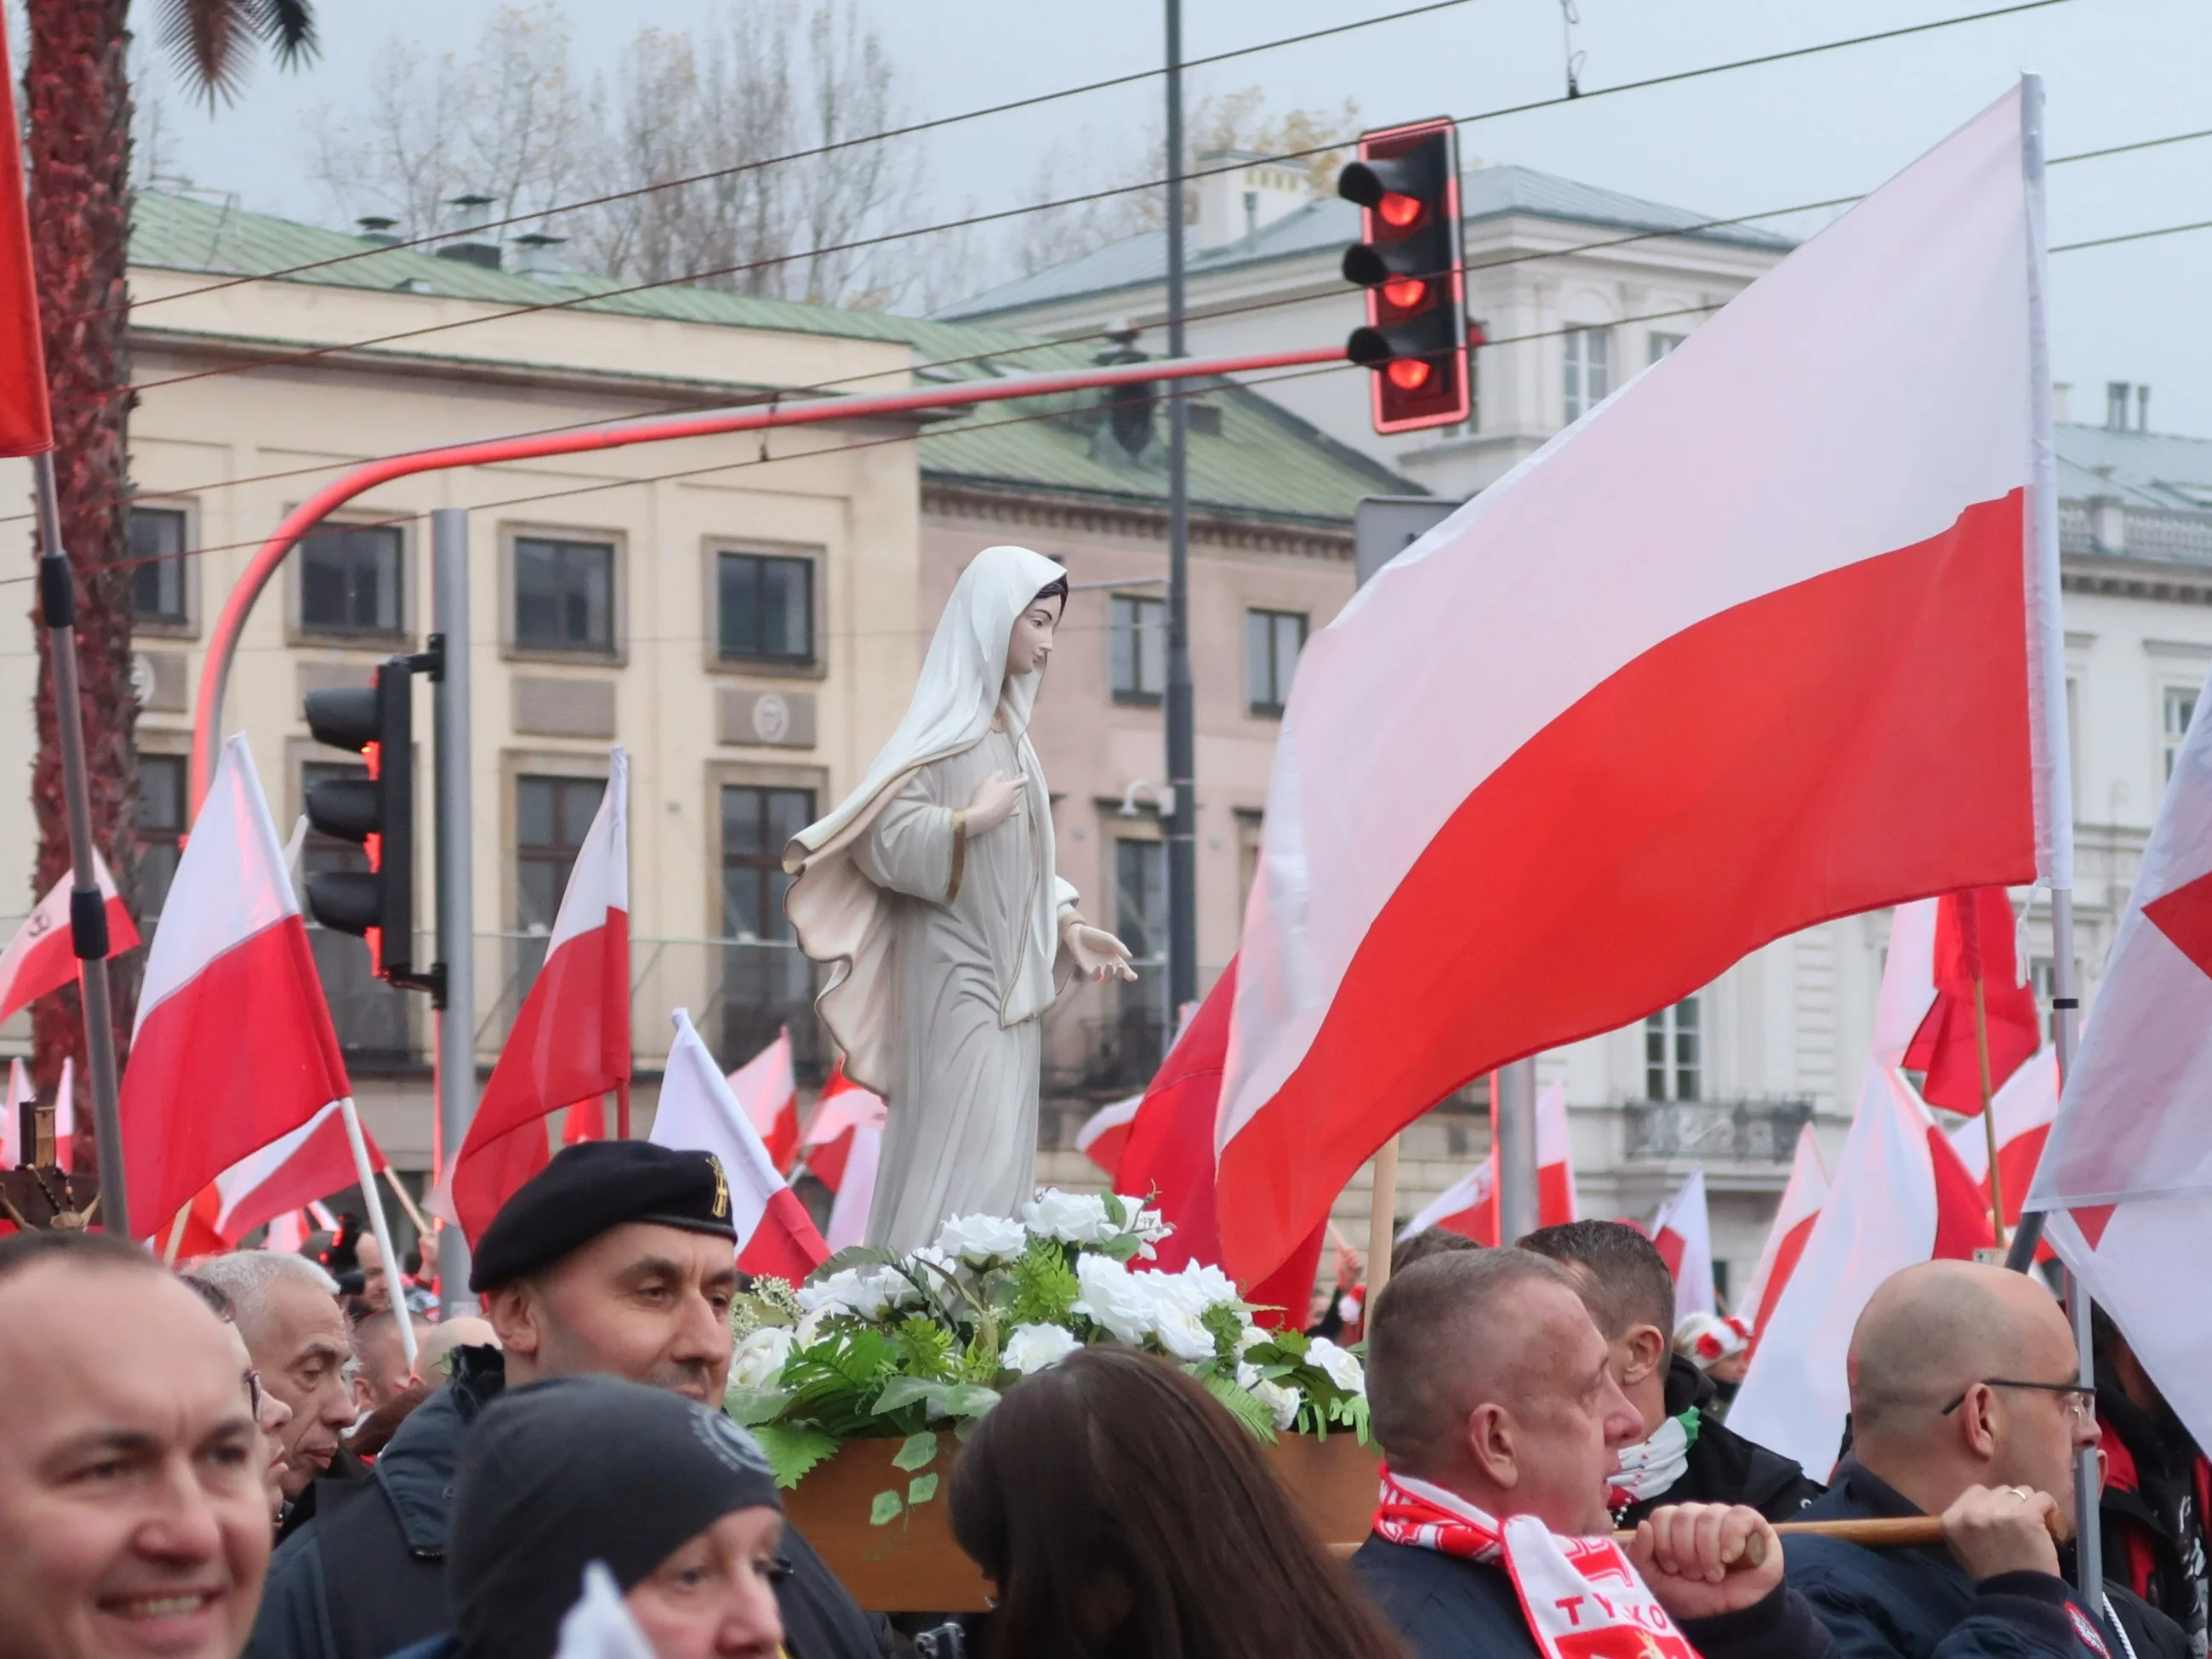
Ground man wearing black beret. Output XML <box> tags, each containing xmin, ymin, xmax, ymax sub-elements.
<box><xmin>248</xmin><ymin>1142</ymin><xmax>886</xmax><ymax>1659</ymax></box>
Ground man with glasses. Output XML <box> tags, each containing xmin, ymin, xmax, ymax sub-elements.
<box><xmin>1785</xmin><ymin>1259</ymin><xmax>2186</xmax><ymax>1659</ymax></box>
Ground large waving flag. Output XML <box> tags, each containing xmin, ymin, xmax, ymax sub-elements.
<box><xmin>1904</xmin><ymin>888</ymin><xmax>2040</xmax><ymax>1112</ymax></box>
<box><xmin>0</xmin><ymin>856</ymin><xmax>140</xmax><ymax>1025</ymax></box>
<box><xmin>1211</xmin><ymin>86</ymin><xmax>2061</xmax><ymax>1285</ymax></box>
<box><xmin>1738</xmin><ymin>1122</ymin><xmax>1829</xmax><ymax>1342</ymax></box>
<box><xmin>210</xmin><ymin>1102</ymin><xmax>387</xmax><ymax>1245</ymax></box>
<box><xmin>452</xmin><ymin>749</ymin><xmax>630</xmax><ymax>1245</ymax></box>
<box><xmin>727</xmin><ymin>1028</ymin><xmax>801</xmax><ymax>1172</ymax></box>
<box><xmin>652</xmin><ymin>1010</ymin><xmax>827</xmax><ymax>1282</ymax></box>
<box><xmin>1730</xmin><ymin>1066</ymin><xmax>1995</xmax><ymax>1474</ymax></box>
<box><xmin>1397</xmin><ymin>1080</ymin><xmax>1577</xmax><ymax>1246</ymax></box>
<box><xmin>793</xmin><ymin>1064</ymin><xmax>886</xmax><ymax>1194</ymax></box>
<box><xmin>0</xmin><ymin>27</ymin><xmax>52</xmax><ymax>458</ymax></box>
<box><xmin>1075</xmin><ymin>1095</ymin><xmax>1145</xmax><ymax>1179</ymax></box>
<box><xmin>2030</xmin><ymin>667</ymin><xmax>2212</xmax><ymax>1445</ymax></box>
<box><xmin>120</xmin><ymin>736</ymin><xmax>353</xmax><ymax>1237</ymax></box>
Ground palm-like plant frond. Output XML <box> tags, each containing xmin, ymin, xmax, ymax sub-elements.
<box><xmin>154</xmin><ymin>0</ymin><xmax>317</xmax><ymax>108</ymax></box>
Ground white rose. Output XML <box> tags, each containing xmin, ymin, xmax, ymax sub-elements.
<box><xmin>1001</xmin><ymin>1322</ymin><xmax>1081</xmax><ymax>1375</ymax></box>
<box><xmin>1170</xmin><ymin>1260</ymin><xmax>1240</xmax><ymax>1311</ymax></box>
<box><xmin>1236</xmin><ymin>1360</ymin><xmax>1303</xmax><ymax>1431</ymax></box>
<box><xmin>729</xmin><ymin>1325</ymin><xmax>795</xmax><ymax>1389</ymax></box>
<box><xmin>935</xmin><ymin>1213</ymin><xmax>1029</xmax><ymax>1266</ymax></box>
<box><xmin>1072</xmin><ymin>1253</ymin><xmax>1156</xmax><ymax>1345</ymax></box>
<box><xmin>903</xmin><ymin>1246</ymin><xmax>964</xmax><ymax>1289</ymax></box>
<box><xmin>1149</xmin><ymin>1298</ymin><xmax>1218</xmax><ymax>1362</ymax></box>
<box><xmin>796</xmin><ymin>1267</ymin><xmax>908</xmax><ymax>1322</ymax></box>
<box><xmin>1125</xmin><ymin>1204</ymin><xmax>1174</xmax><ymax>1257</ymax></box>
<box><xmin>1022</xmin><ymin>1189</ymin><xmax>1115</xmax><ymax>1244</ymax></box>
<box><xmin>794</xmin><ymin>1305</ymin><xmax>831</xmax><ymax>1346</ymax></box>
<box><xmin>1306</xmin><ymin>1336</ymin><xmax>1366</xmax><ymax>1394</ymax></box>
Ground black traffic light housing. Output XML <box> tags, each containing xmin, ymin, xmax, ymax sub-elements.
<box><xmin>1339</xmin><ymin>117</ymin><xmax>1468</xmax><ymax>434</ymax></box>
<box><xmin>303</xmin><ymin>645</ymin><xmax>441</xmax><ymax>995</ymax></box>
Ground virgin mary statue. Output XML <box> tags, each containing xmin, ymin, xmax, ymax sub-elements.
<box><xmin>783</xmin><ymin>545</ymin><xmax>1136</xmax><ymax>1251</ymax></box>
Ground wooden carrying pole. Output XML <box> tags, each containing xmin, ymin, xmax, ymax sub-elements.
<box><xmin>1367</xmin><ymin>1137</ymin><xmax>1400</xmax><ymax>1300</ymax></box>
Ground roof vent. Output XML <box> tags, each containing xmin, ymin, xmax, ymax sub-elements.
<box><xmin>437</xmin><ymin>192</ymin><xmax>502</xmax><ymax>271</ymax></box>
<box><xmin>510</xmin><ymin>231</ymin><xmax>569</xmax><ymax>279</ymax></box>
<box><xmin>355</xmin><ymin>215</ymin><xmax>401</xmax><ymax>247</ymax></box>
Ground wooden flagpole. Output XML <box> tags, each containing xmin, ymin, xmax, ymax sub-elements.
<box><xmin>1972</xmin><ymin>974</ymin><xmax>2008</xmax><ymax>1247</ymax></box>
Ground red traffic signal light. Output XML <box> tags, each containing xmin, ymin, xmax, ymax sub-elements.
<box><xmin>304</xmin><ymin>658</ymin><xmax>419</xmax><ymax>980</ymax></box>
<box><xmin>1338</xmin><ymin>118</ymin><xmax>1468</xmax><ymax>435</ymax></box>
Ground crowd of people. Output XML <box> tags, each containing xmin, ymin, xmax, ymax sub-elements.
<box><xmin>3</xmin><ymin>1143</ymin><xmax>2209</xmax><ymax>1659</ymax></box>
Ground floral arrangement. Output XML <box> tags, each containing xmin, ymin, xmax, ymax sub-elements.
<box><xmin>725</xmin><ymin>1189</ymin><xmax>1369</xmax><ymax>1497</ymax></box>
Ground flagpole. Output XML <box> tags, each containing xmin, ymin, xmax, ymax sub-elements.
<box><xmin>1970</xmin><ymin>977</ymin><xmax>2008</xmax><ymax>1246</ymax></box>
<box><xmin>31</xmin><ymin>453</ymin><xmax>129</xmax><ymax>1238</ymax></box>
<box><xmin>337</xmin><ymin>1096</ymin><xmax>418</xmax><ymax>1377</ymax></box>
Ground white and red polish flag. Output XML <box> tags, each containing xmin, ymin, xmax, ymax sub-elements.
<box><xmin>119</xmin><ymin>736</ymin><xmax>354</xmax><ymax>1238</ymax></box>
<box><xmin>1652</xmin><ymin>1166</ymin><xmax>1717</xmax><ymax>1325</ymax></box>
<box><xmin>651</xmin><ymin>1010</ymin><xmax>828</xmax><ymax>1281</ymax></box>
<box><xmin>1872</xmin><ymin>899</ymin><xmax>1941</xmax><ymax>1069</ymax></box>
<box><xmin>1</xmin><ymin>1057</ymin><xmax>30</xmax><ymax>1166</ymax></box>
<box><xmin>1949</xmin><ymin>1044</ymin><xmax>2057</xmax><ymax>1233</ymax></box>
<box><xmin>2029</xmin><ymin>666</ymin><xmax>2212</xmax><ymax>1445</ymax></box>
<box><xmin>1212</xmin><ymin>83</ymin><xmax>2066</xmax><ymax>1286</ymax></box>
<box><xmin>0</xmin><ymin>855</ymin><xmax>141</xmax><ymax>1026</ymax></box>
<box><xmin>1397</xmin><ymin>1080</ymin><xmax>1577</xmax><ymax>1246</ymax></box>
<box><xmin>822</xmin><ymin>1113</ymin><xmax>881</xmax><ymax>1254</ymax></box>
<box><xmin>727</xmin><ymin>1028</ymin><xmax>801</xmax><ymax>1173</ymax></box>
<box><xmin>1730</xmin><ymin>1066</ymin><xmax>1995</xmax><ymax>1474</ymax></box>
<box><xmin>1075</xmin><ymin>1094</ymin><xmax>1144</xmax><ymax>1179</ymax></box>
<box><xmin>1738</xmin><ymin>1122</ymin><xmax>1829</xmax><ymax>1343</ymax></box>
<box><xmin>54</xmin><ymin>1055</ymin><xmax>74</xmax><ymax>1172</ymax></box>
<box><xmin>1905</xmin><ymin>888</ymin><xmax>2041</xmax><ymax>1112</ymax></box>
<box><xmin>210</xmin><ymin>1102</ymin><xmax>386</xmax><ymax>1246</ymax></box>
<box><xmin>794</xmin><ymin>1064</ymin><xmax>886</xmax><ymax>1195</ymax></box>
<box><xmin>452</xmin><ymin>749</ymin><xmax>630</xmax><ymax>1246</ymax></box>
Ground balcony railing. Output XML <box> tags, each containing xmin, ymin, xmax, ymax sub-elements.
<box><xmin>1622</xmin><ymin>1097</ymin><xmax>1814</xmax><ymax>1164</ymax></box>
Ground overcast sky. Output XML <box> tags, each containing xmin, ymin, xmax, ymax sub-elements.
<box><xmin>109</xmin><ymin>0</ymin><xmax>2212</xmax><ymax>434</ymax></box>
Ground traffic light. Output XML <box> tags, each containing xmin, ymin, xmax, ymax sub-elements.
<box><xmin>1338</xmin><ymin>117</ymin><xmax>1468</xmax><ymax>434</ymax></box>
<box><xmin>304</xmin><ymin>656</ymin><xmax>419</xmax><ymax>983</ymax></box>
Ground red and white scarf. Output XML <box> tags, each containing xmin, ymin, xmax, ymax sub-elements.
<box><xmin>1373</xmin><ymin>1466</ymin><xmax>1701</xmax><ymax>1659</ymax></box>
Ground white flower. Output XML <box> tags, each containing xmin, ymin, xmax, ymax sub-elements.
<box><xmin>1306</xmin><ymin>1336</ymin><xmax>1366</xmax><ymax>1394</ymax></box>
<box><xmin>1150</xmin><ymin>1298</ymin><xmax>1218</xmax><ymax>1362</ymax></box>
<box><xmin>1022</xmin><ymin>1189</ymin><xmax>1115</xmax><ymax>1244</ymax></box>
<box><xmin>795</xmin><ymin>1305</ymin><xmax>832</xmax><ymax>1346</ymax></box>
<box><xmin>935</xmin><ymin>1213</ymin><xmax>1029</xmax><ymax>1266</ymax></box>
<box><xmin>903</xmin><ymin>1245</ymin><xmax>965</xmax><ymax>1288</ymax></box>
<box><xmin>1072</xmin><ymin>1253</ymin><xmax>1157</xmax><ymax>1345</ymax></box>
<box><xmin>796</xmin><ymin>1266</ymin><xmax>911</xmax><ymax>1323</ymax></box>
<box><xmin>1001</xmin><ymin>1322</ymin><xmax>1081</xmax><ymax>1375</ymax></box>
<box><xmin>1234</xmin><ymin>1322</ymin><xmax>1268</xmax><ymax>1354</ymax></box>
<box><xmin>728</xmin><ymin>1325</ymin><xmax>795</xmax><ymax>1389</ymax></box>
<box><xmin>1237</xmin><ymin>1362</ymin><xmax>1303</xmax><ymax>1431</ymax></box>
<box><xmin>1125</xmin><ymin>1204</ymin><xmax>1174</xmax><ymax>1256</ymax></box>
<box><xmin>1168</xmin><ymin>1259</ymin><xmax>1240</xmax><ymax>1312</ymax></box>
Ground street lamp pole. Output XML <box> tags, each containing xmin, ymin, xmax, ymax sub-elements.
<box><xmin>1162</xmin><ymin>0</ymin><xmax>1200</xmax><ymax>1027</ymax></box>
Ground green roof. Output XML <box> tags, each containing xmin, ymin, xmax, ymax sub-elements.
<box><xmin>129</xmin><ymin>190</ymin><xmax>1417</xmax><ymax>527</ymax></box>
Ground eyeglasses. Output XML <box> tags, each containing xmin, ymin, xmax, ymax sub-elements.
<box><xmin>245</xmin><ymin>1368</ymin><xmax>265</xmax><ymax>1420</ymax></box>
<box><xmin>1941</xmin><ymin>1378</ymin><xmax>2098</xmax><ymax>1425</ymax></box>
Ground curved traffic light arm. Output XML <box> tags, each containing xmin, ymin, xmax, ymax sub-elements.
<box><xmin>190</xmin><ymin>343</ymin><xmax>1343</xmax><ymax>812</ymax></box>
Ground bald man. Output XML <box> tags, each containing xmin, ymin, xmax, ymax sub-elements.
<box><xmin>1353</xmin><ymin>1248</ymin><xmax>1832</xmax><ymax>1659</ymax></box>
<box><xmin>0</xmin><ymin>1232</ymin><xmax>273</xmax><ymax>1659</ymax></box>
<box><xmin>1785</xmin><ymin>1260</ymin><xmax>2185</xmax><ymax>1659</ymax></box>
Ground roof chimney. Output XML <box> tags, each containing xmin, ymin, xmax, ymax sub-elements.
<box><xmin>436</xmin><ymin>192</ymin><xmax>503</xmax><ymax>271</ymax></box>
<box><xmin>1192</xmin><ymin>149</ymin><xmax>1309</xmax><ymax>254</ymax></box>
<box><xmin>355</xmin><ymin>215</ymin><xmax>401</xmax><ymax>247</ymax></box>
<box><xmin>2136</xmin><ymin>384</ymin><xmax>2151</xmax><ymax>433</ymax></box>
<box><xmin>2106</xmin><ymin>381</ymin><xmax>2131</xmax><ymax>432</ymax></box>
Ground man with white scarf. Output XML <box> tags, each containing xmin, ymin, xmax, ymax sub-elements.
<box><xmin>784</xmin><ymin>546</ymin><xmax>1135</xmax><ymax>1251</ymax></box>
<box><xmin>1352</xmin><ymin>1248</ymin><xmax>1831</xmax><ymax>1659</ymax></box>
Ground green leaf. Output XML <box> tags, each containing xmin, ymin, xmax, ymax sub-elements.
<box><xmin>907</xmin><ymin>1472</ymin><xmax>940</xmax><ymax>1506</ymax></box>
<box><xmin>938</xmin><ymin>1383</ymin><xmax>1001</xmax><ymax>1420</ymax></box>
<box><xmin>869</xmin><ymin>1490</ymin><xmax>904</xmax><ymax>1526</ymax></box>
<box><xmin>1007</xmin><ymin>1238</ymin><xmax>1080</xmax><ymax>1328</ymax></box>
<box><xmin>751</xmin><ymin>1423</ymin><xmax>841</xmax><ymax>1490</ymax></box>
<box><xmin>1202</xmin><ymin>1303</ymin><xmax>1248</xmax><ymax>1364</ymax></box>
<box><xmin>1092</xmin><ymin>1231</ymin><xmax>1144</xmax><ymax>1263</ymax></box>
<box><xmin>871</xmin><ymin>1375</ymin><xmax>944</xmax><ymax>1417</ymax></box>
<box><xmin>895</xmin><ymin>1314</ymin><xmax>960</xmax><ymax>1381</ymax></box>
<box><xmin>816</xmin><ymin>1244</ymin><xmax>900</xmax><ymax>1279</ymax></box>
<box><xmin>892</xmin><ymin>1432</ymin><xmax>938</xmax><ymax>1471</ymax></box>
<box><xmin>1200</xmin><ymin>1372</ymin><xmax>1280</xmax><ymax>1445</ymax></box>
<box><xmin>723</xmin><ymin>1384</ymin><xmax>795</xmax><ymax>1428</ymax></box>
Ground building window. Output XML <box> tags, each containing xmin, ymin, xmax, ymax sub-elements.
<box><xmin>300</xmin><ymin>523</ymin><xmax>403</xmax><ymax>636</ymax></box>
<box><xmin>2166</xmin><ymin>685</ymin><xmax>2200</xmax><ymax>784</ymax></box>
<box><xmin>516</xmin><ymin>775</ymin><xmax>607</xmax><ymax>933</ymax></box>
<box><xmin>1564</xmin><ymin>327</ymin><xmax>1611</xmax><ymax>422</ymax></box>
<box><xmin>718</xmin><ymin>551</ymin><xmax>814</xmax><ymax>666</ymax></box>
<box><xmin>1645</xmin><ymin>997</ymin><xmax>1701</xmax><ymax>1102</ymax></box>
<box><xmin>1649</xmin><ymin>333</ymin><xmax>1685</xmax><ymax>364</ymax></box>
<box><xmin>515</xmin><ymin>535</ymin><xmax>616</xmax><ymax>653</ymax></box>
<box><xmin>1114</xmin><ymin>837</ymin><xmax>1166</xmax><ymax>968</ymax></box>
<box><xmin>128</xmin><ymin>506</ymin><xmax>190</xmax><ymax>626</ymax></box>
<box><xmin>303</xmin><ymin>760</ymin><xmax>413</xmax><ymax>1061</ymax></box>
<box><xmin>134</xmin><ymin>753</ymin><xmax>187</xmax><ymax>919</ymax></box>
<box><xmin>1246</xmin><ymin>608</ymin><xmax>1307</xmax><ymax>718</ymax></box>
<box><xmin>721</xmin><ymin>784</ymin><xmax>818</xmax><ymax>1073</ymax></box>
<box><xmin>1109</xmin><ymin>594</ymin><xmax>1165</xmax><ymax>704</ymax></box>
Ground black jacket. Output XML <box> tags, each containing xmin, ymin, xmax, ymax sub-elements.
<box><xmin>1351</xmin><ymin>1533</ymin><xmax>1833</xmax><ymax>1659</ymax></box>
<box><xmin>276</xmin><ymin>1445</ymin><xmax>368</xmax><ymax>1550</ymax></box>
<box><xmin>2096</xmin><ymin>1368</ymin><xmax>2211</xmax><ymax>1655</ymax></box>
<box><xmin>245</xmin><ymin>1348</ymin><xmax>886</xmax><ymax>1659</ymax></box>
<box><xmin>1616</xmin><ymin>1357</ymin><xmax>1826</xmax><ymax>1530</ymax></box>
<box><xmin>1784</xmin><ymin>1456</ymin><xmax>2185</xmax><ymax>1659</ymax></box>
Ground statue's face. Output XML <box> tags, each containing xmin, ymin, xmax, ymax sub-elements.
<box><xmin>1006</xmin><ymin>598</ymin><xmax>1062</xmax><ymax>679</ymax></box>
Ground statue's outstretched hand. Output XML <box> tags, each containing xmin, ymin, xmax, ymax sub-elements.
<box><xmin>962</xmin><ymin>772</ymin><xmax>1026</xmax><ymax>836</ymax></box>
<box><xmin>1065</xmin><ymin>923</ymin><xmax>1138</xmax><ymax>983</ymax></box>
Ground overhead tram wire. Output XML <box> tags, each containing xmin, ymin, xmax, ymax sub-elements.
<box><xmin>119</xmin><ymin>0</ymin><xmax>2081</xmax><ymax>402</ymax></box>
<box><xmin>49</xmin><ymin>115</ymin><xmax>2211</xmax><ymax>533</ymax></box>
<box><xmin>92</xmin><ymin>0</ymin><xmax>1482</xmax><ymax>323</ymax></box>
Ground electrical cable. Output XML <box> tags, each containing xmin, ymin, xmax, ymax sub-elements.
<box><xmin>117</xmin><ymin>0</ymin><xmax>2079</xmax><ymax>399</ymax></box>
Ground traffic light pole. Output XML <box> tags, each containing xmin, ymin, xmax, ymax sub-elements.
<box><xmin>1161</xmin><ymin>0</ymin><xmax>1200</xmax><ymax>1026</ymax></box>
<box><xmin>430</xmin><ymin>509</ymin><xmax>476</xmax><ymax>1314</ymax></box>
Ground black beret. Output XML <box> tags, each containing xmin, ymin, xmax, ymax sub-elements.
<box><xmin>470</xmin><ymin>1140</ymin><xmax>737</xmax><ymax>1292</ymax></box>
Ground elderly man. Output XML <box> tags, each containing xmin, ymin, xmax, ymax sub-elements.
<box><xmin>0</xmin><ymin>1232</ymin><xmax>272</xmax><ymax>1659</ymax></box>
<box><xmin>193</xmin><ymin>1251</ymin><xmax>363</xmax><ymax>1534</ymax></box>
<box><xmin>1354</xmin><ymin>1248</ymin><xmax>1831</xmax><ymax>1659</ymax></box>
<box><xmin>1520</xmin><ymin>1220</ymin><xmax>1821</xmax><ymax>1525</ymax></box>
<box><xmin>248</xmin><ymin>1139</ymin><xmax>883</xmax><ymax>1659</ymax></box>
<box><xmin>1786</xmin><ymin>1259</ymin><xmax>2185</xmax><ymax>1659</ymax></box>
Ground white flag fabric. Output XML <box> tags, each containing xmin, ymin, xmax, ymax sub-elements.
<box><xmin>0</xmin><ymin>1057</ymin><xmax>29</xmax><ymax>1166</ymax></box>
<box><xmin>2032</xmin><ymin>665</ymin><xmax>2212</xmax><ymax>1445</ymax></box>
<box><xmin>1651</xmin><ymin>1166</ymin><xmax>1715</xmax><ymax>1325</ymax></box>
<box><xmin>1872</xmin><ymin>899</ymin><xmax>1940</xmax><ymax>1069</ymax></box>
<box><xmin>1738</xmin><ymin>1122</ymin><xmax>1830</xmax><ymax>1334</ymax></box>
